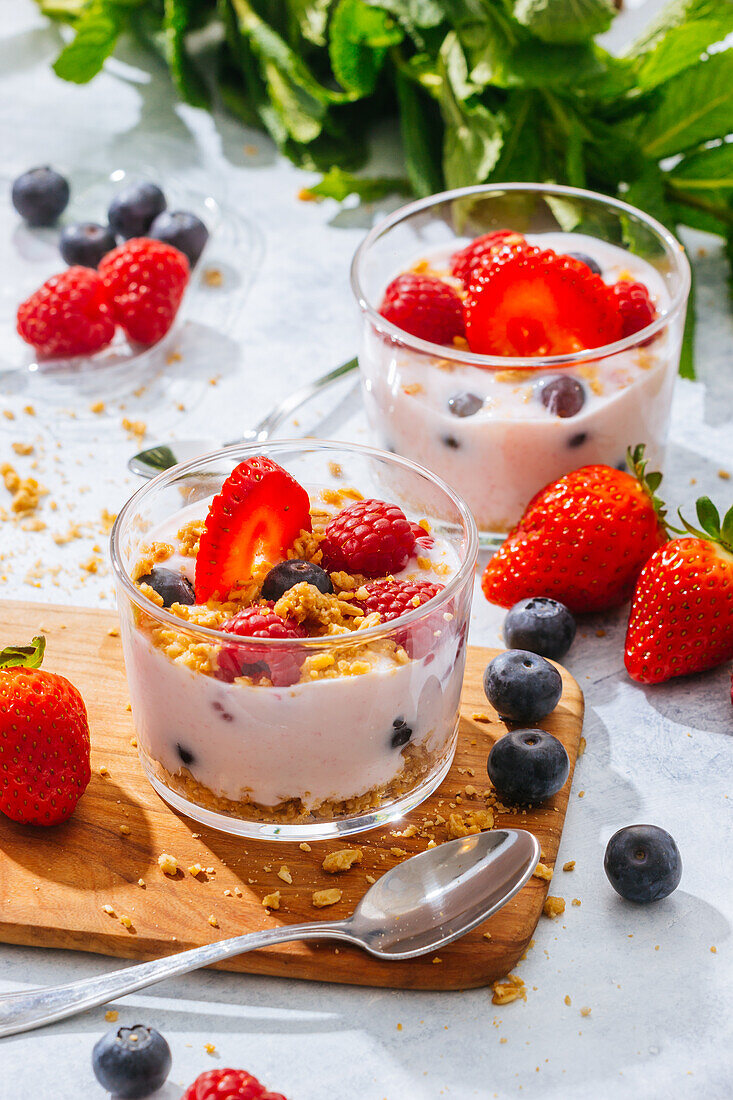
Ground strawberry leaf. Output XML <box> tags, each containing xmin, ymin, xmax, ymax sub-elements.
<box><xmin>695</xmin><ymin>495</ymin><xmax>721</xmax><ymax>538</ymax></box>
<box><xmin>0</xmin><ymin>635</ymin><xmax>46</xmax><ymax>670</ymax></box>
<box><xmin>721</xmin><ymin>504</ymin><xmax>733</xmax><ymax>550</ymax></box>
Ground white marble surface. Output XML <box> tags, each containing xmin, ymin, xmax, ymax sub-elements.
<box><xmin>0</xmin><ymin>3</ymin><xmax>732</xmax><ymax>1098</ymax></box>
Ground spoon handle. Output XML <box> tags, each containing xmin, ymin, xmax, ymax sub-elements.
<box><xmin>0</xmin><ymin>920</ymin><xmax>352</xmax><ymax>1038</ymax></box>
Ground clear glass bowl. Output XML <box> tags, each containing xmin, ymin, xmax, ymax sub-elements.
<box><xmin>111</xmin><ymin>440</ymin><xmax>478</xmax><ymax>840</ymax></box>
<box><xmin>351</xmin><ymin>183</ymin><xmax>691</xmax><ymax>542</ymax></box>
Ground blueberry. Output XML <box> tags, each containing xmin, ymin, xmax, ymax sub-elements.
<box><xmin>483</xmin><ymin>649</ymin><xmax>562</xmax><ymax>723</ymax></box>
<box><xmin>566</xmin><ymin>251</ymin><xmax>601</xmax><ymax>276</ymax></box>
<box><xmin>568</xmin><ymin>432</ymin><xmax>588</xmax><ymax>448</ymax></box>
<box><xmin>149</xmin><ymin>210</ymin><xmax>209</xmax><ymax>266</ymax></box>
<box><xmin>487</xmin><ymin>728</ymin><xmax>569</xmax><ymax>805</ymax></box>
<box><xmin>137</xmin><ymin>565</ymin><xmax>195</xmax><ymax>608</ymax></box>
<box><xmin>442</xmin><ymin>435</ymin><xmax>460</xmax><ymax>449</ymax></box>
<box><xmin>539</xmin><ymin>376</ymin><xmax>585</xmax><ymax>418</ymax></box>
<box><xmin>59</xmin><ymin>221</ymin><xmax>116</xmax><ymax>268</ymax></box>
<box><xmin>12</xmin><ymin>166</ymin><xmax>70</xmax><ymax>226</ymax></box>
<box><xmin>391</xmin><ymin>717</ymin><xmax>412</xmax><ymax>748</ymax></box>
<box><xmin>504</xmin><ymin>597</ymin><xmax>576</xmax><ymax>661</ymax></box>
<box><xmin>261</xmin><ymin>559</ymin><xmax>333</xmax><ymax>602</ymax></box>
<box><xmin>604</xmin><ymin>824</ymin><xmax>682</xmax><ymax>903</ymax></box>
<box><xmin>448</xmin><ymin>392</ymin><xmax>483</xmax><ymax>418</ymax></box>
<box><xmin>177</xmin><ymin>743</ymin><xmax>195</xmax><ymax>766</ymax></box>
<box><xmin>108</xmin><ymin>181</ymin><xmax>166</xmax><ymax>239</ymax></box>
<box><xmin>92</xmin><ymin>1024</ymin><xmax>171</xmax><ymax>1100</ymax></box>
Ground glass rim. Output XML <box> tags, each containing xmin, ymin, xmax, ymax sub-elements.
<box><xmin>350</xmin><ymin>182</ymin><xmax>691</xmax><ymax>370</ymax></box>
<box><xmin>110</xmin><ymin>438</ymin><xmax>479</xmax><ymax>649</ymax></box>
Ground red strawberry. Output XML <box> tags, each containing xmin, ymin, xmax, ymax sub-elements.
<box><xmin>182</xmin><ymin>1067</ymin><xmax>287</xmax><ymax>1100</ymax></box>
<box><xmin>610</xmin><ymin>280</ymin><xmax>657</xmax><ymax>338</ymax></box>
<box><xmin>625</xmin><ymin>497</ymin><xmax>733</xmax><ymax>683</ymax></box>
<box><xmin>379</xmin><ymin>273</ymin><xmax>465</xmax><ymax>345</ymax></box>
<box><xmin>17</xmin><ymin>266</ymin><xmax>115</xmax><ymax>358</ymax></box>
<box><xmin>0</xmin><ymin>636</ymin><xmax>91</xmax><ymax>825</ymax></box>
<box><xmin>450</xmin><ymin>230</ymin><xmax>526</xmax><ymax>287</ymax></box>
<box><xmin>218</xmin><ymin>605</ymin><xmax>307</xmax><ymax>687</ymax></box>
<box><xmin>482</xmin><ymin>446</ymin><xmax>668</xmax><ymax>614</ymax></box>
<box><xmin>320</xmin><ymin>499</ymin><xmax>416</xmax><ymax>577</ymax></box>
<box><xmin>99</xmin><ymin>237</ymin><xmax>189</xmax><ymax>346</ymax></box>
<box><xmin>195</xmin><ymin>457</ymin><xmax>312</xmax><ymax>603</ymax></box>
<box><xmin>465</xmin><ymin>247</ymin><xmax>622</xmax><ymax>357</ymax></box>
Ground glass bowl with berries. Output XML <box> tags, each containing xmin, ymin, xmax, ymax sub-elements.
<box><xmin>111</xmin><ymin>440</ymin><xmax>478</xmax><ymax>840</ymax></box>
<box><xmin>351</xmin><ymin>183</ymin><xmax>690</xmax><ymax>543</ymax></box>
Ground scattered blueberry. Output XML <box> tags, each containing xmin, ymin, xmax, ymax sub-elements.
<box><xmin>483</xmin><ymin>649</ymin><xmax>563</xmax><ymax>723</ymax></box>
<box><xmin>604</xmin><ymin>824</ymin><xmax>682</xmax><ymax>903</ymax></box>
<box><xmin>137</xmin><ymin>565</ymin><xmax>195</xmax><ymax>608</ymax></box>
<box><xmin>539</xmin><ymin>375</ymin><xmax>585</xmax><ymax>418</ymax></box>
<box><xmin>448</xmin><ymin>392</ymin><xmax>483</xmax><ymax>418</ymax></box>
<box><xmin>566</xmin><ymin>251</ymin><xmax>601</xmax><ymax>276</ymax></box>
<box><xmin>12</xmin><ymin>166</ymin><xmax>70</xmax><ymax>226</ymax></box>
<box><xmin>568</xmin><ymin>432</ymin><xmax>588</xmax><ymax>448</ymax></box>
<box><xmin>92</xmin><ymin>1024</ymin><xmax>172</xmax><ymax>1100</ymax></box>
<box><xmin>487</xmin><ymin>728</ymin><xmax>569</xmax><ymax>805</ymax></box>
<box><xmin>442</xmin><ymin>435</ymin><xmax>460</xmax><ymax>449</ymax></box>
<box><xmin>177</xmin><ymin>743</ymin><xmax>196</xmax><ymax>766</ymax></box>
<box><xmin>108</xmin><ymin>181</ymin><xmax>166</xmax><ymax>239</ymax></box>
<box><xmin>59</xmin><ymin>221</ymin><xmax>116</xmax><ymax>268</ymax></box>
<box><xmin>504</xmin><ymin>597</ymin><xmax>576</xmax><ymax>661</ymax></box>
<box><xmin>391</xmin><ymin>717</ymin><xmax>412</xmax><ymax>749</ymax></box>
<box><xmin>261</xmin><ymin>559</ymin><xmax>334</xmax><ymax>602</ymax></box>
<box><xmin>149</xmin><ymin>210</ymin><xmax>209</xmax><ymax>266</ymax></box>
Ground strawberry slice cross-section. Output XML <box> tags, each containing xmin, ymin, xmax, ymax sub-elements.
<box><xmin>194</xmin><ymin>457</ymin><xmax>312</xmax><ymax>603</ymax></box>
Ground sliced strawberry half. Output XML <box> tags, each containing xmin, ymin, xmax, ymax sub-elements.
<box><xmin>464</xmin><ymin>247</ymin><xmax>622</xmax><ymax>358</ymax></box>
<box><xmin>195</xmin><ymin>457</ymin><xmax>312</xmax><ymax>603</ymax></box>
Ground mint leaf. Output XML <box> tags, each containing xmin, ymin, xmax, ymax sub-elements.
<box><xmin>396</xmin><ymin>69</ymin><xmax>445</xmax><ymax>195</ymax></box>
<box><xmin>0</xmin><ymin>636</ymin><xmax>46</xmax><ymax>671</ymax></box>
<box><xmin>52</xmin><ymin>0</ymin><xmax>124</xmax><ymax>83</ymax></box>
<box><xmin>637</xmin><ymin>19</ymin><xmax>733</xmax><ymax>88</ymax></box>
<box><xmin>438</xmin><ymin>35</ymin><xmax>503</xmax><ymax>188</ymax></box>
<box><xmin>287</xmin><ymin>0</ymin><xmax>334</xmax><ymax>47</ymax></box>
<box><xmin>162</xmin><ymin>0</ymin><xmax>209</xmax><ymax>108</ymax></box>
<box><xmin>679</xmin><ymin>265</ymin><xmax>696</xmax><ymax>380</ymax></box>
<box><xmin>513</xmin><ymin>0</ymin><xmax>615</xmax><ymax>45</ymax></box>
<box><xmin>329</xmin><ymin>0</ymin><xmax>402</xmax><ymax>96</ymax></box>
<box><xmin>626</xmin><ymin>0</ymin><xmax>733</xmax><ymax>56</ymax></box>
<box><xmin>305</xmin><ymin>166</ymin><xmax>411</xmax><ymax>201</ymax></box>
<box><xmin>640</xmin><ymin>50</ymin><xmax>733</xmax><ymax>158</ymax></box>
<box><xmin>667</xmin><ymin>141</ymin><xmax>733</xmax><ymax>235</ymax></box>
<box><xmin>365</xmin><ymin>0</ymin><xmax>444</xmax><ymax>31</ymax></box>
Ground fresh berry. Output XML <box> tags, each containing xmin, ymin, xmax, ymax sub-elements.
<box><xmin>137</xmin><ymin>564</ymin><xmax>195</xmax><ymax>608</ymax></box>
<box><xmin>391</xmin><ymin>717</ymin><xmax>413</xmax><ymax>749</ymax></box>
<box><xmin>98</xmin><ymin>238</ymin><xmax>189</xmax><ymax>346</ymax></box>
<box><xmin>448</xmin><ymin>391</ymin><xmax>483</xmax><ymax>417</ymax></box>
<box><xmin>465</xmin><ymin>247</ymin><xmax>622</xmax><ymax>357</ymax></box>
<box><xmin>218</xmin><ymin>605</ymin><xmax>306</xmax><ymax>687</ymax></box>
<box><xmin>92</xmin><ymin>1024</ymin><xmax>171</xmax><ymax>1100</ymax></box>
<box><xmin>17</xmin><ymin>266</ymin><xmax>115</xmax><ymax>359</ymax></box>
<box><xmin>195</xmin><ymin>457</ymin><xmax>312</xmax><ymax>603</ymax></box>
<box><xmin>450</xmin><ymin>230</ymin><xmax>526</xmax><ymax>287</ymax></box>
<box><xmin>482</xmin><ymin>445</ymin><xmax>668</xmax><ymax>614</ymax></box>
<box><xmin>108</xmin><ymin>181</ymin><xmax>166</xmax><ymax>239</ymax></box>
<box><xmin>624</xmin><ymin>496</ymin><xmax>733</xmax><ymax>683</ymax></box>
<box><xmin>12</xmin><ymin>166</ymin><xmax>69</xmax><ymax>226</ymax></box>
<box><xmin>503</xmin><ymin>597</ymin><xmax>576</xmax><ymax>661</ymax></box>
<box><xmin>149</xmin><ymin>209</ymin><xmax>209</xmax><ymax>266</ymax></box>
<box><xmin>539</xmin><ymin>375</ymin><xmax>585</xmax><ymax>418</ymax></box>
<box><xmin>565</xmin><ymin>251</ymin><xmax>601</xmax><ymax>276</ymax></box>
<box><xmin>487</xmin><ymin>728</ymin><xmax>569</xmax><ymax>805</ymax></box>
<box><xmin>261</xmin><ymin>559</ymin><xmax>333</xmax><ymax>602</ymax></box>
<box><xmin>182</xmin><ymin>1067</ymin><xmax>288</xmax><ymax>1100</ymax></box>
<box><xmin>360</xmin><ymin>578</ymin><xmax>443</xmax><ymax>622</ymax></box>
<box><xmin>0</xmin><ymin>636</ymin><xmax>90</xmax><ymax>826</ymax></box>
<box><xmin>379</xmin><ymin>273</ymin><xmax>464</xmax><ymax>346</ymax></box>
<box><xmin>409</xmin><ymin>521</ymin><xmax>435</xmax><ymax>550</ymax></box>
<box><xmin>610</xmin><ymin>280</ymin><xmax>656</xmax><ymax>338</ymax></box>
<box><xmin>604</xmin><ymin>825</ymin><xmax>682</xmax><ymax>903</ymax></box>
<box><xmin>320</xmin><ymin>499</ymin><xmax>416</xmax><ymax>577</ymax></box>
<box><xmin>59</xmin><ymin>221</ymin><xmax>116</xmax><ymax>268</ymax></box>
<box><xmin>484</xmin><ymin>649</ymin><xmax>562</xmax><ymax>723</ymax></box>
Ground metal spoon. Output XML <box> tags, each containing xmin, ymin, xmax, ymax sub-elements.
<box><xmin>128</xmin><ymin>356</ymin><xmax>359</xmax><ymax>478</ymax></box>
<box><xmin>0</xmin><ymin>828</ymin><xmax>539</xmax><ymax>1038</ymax></box>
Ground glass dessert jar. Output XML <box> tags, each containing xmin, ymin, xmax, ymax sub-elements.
<box><xmin>111</xmin><ymin>440</ymin><xmax>478</xmax><ymax>840</ymax></box>
<box><xmin>351</xmin><ymin>183</ymin><xmax>691</xmax><ymax>541</ymax></box>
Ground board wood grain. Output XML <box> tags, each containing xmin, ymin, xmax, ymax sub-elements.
<box><xmin>0</xmin><ymin>600</ymin><xmax>584</xmax><ymax>990</ymax></box>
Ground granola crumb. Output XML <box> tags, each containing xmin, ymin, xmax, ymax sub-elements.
<box><xmin>119</xmin><ymin>915</ymin><xmax>133</xmax><ymax>930</ymax></box>
<box><xmin>277</xmin><ymin>865</ymin><xmax>293</xmax><ymax>884</ymax></box>
<box><xmin>365</xmin><ymin>874</ymin><xmax>376</xmax><ymax>884</ymax></box>
<box><xmin>138</xmin><ymin>879</ymin><xmax>146</xmax><ymax>888</ymax></box>
<box><xmin>262</xmin><ymin>891</ymin><xmax>281</xmax><ymax>910</ymax></box>
<box><xmin>105</xmin><ymin>1010</ymin><xmax>119</xmax><ymax>1022</ymax></box>
<box><xmin>322</xmin><ymin>849</ymin><xmax>362</xmax><ymax>873</ymax></box>
<box><xmin>157</xmin><ymin>853</ymin><xmax>179</xmax><ymax>875</ymax></box>
<box><xmin>121</xmin><ymin>417</ymin><xmax>147</xmax><ymax>442</ymax></box>
<box><xmin>543</xmin><ymin>896</ymin><xmax>565</xmax><ymax>919</ymax></box>
<box><xmin>563</xmin><ymin>860</ymin><xmax>576</xmax><ymax>872</ymax></box>
<box><xmin>711</xmin><ymin>945</ymin><xmax>717</xmax><ymax>953</ymax></box>
<box><xmin>188</xmin><ymin>864</ymin><xmax>204</xmax><ymax>877</ymax></box>
<box><xmin>313</xmin><ymin>888</ymin><xmax>342</xmax><ymax>908</ymax></box>
<box><xmin>564</xmin><ymin>995</ymin><xmax>571</xmax><ymax>1006</ymax></box>
<box><xmin>204</xmin><ymin>267</ymin><xmax>223</xmax><ymax>287</ymax></box>
<box><xmin>578</xmin><ymin>737</ymin><xmax>586</xmax><ymax>756</ymax></box>
<box><xmin>580</xmin><ymin>1006</ymin><xmax>591</xmax><ymax>1017</ymax></box>
<box><xmin>471</xmin><ymin>712</ymin><xmax>491</xmax><ymax>723</ymax></box>
<box><xmin>718</xmin><ymin>470</ymin><xmax>730</xmax><ymax>480</ymax></box>
<box><xmin>299</xmin><ymin>842</ymin><xmax>312</xmax><ymax>852</ymax></box>
<box><xmin>572</xmin><ymin>898</ymin><xmax>581</xmax><ymax>907</ymax></box>
<box><xmin>118</xmin><ymin>824</ymin><xmax>131</xmax><ymax>836</ymax></box>
<box><xmin>533</xmin><ymin>862</ymin><xmax>553</xmax><ymax>881</ymax></box>
<box><xmin>207</xmin><ymin>914</ymin><xmax>219</xmax><ymax>927</ymax></box>
<box><xmin>102</xmin><ymin>904</ymin><xmax>115</xmax><ymax>916</ymax></box>
<box><xmin>90</xmin><ymin>400</ymin><xmax>106</xmax><ymax>414</ymax></box>
<box><xmin>483</xmin><ymin>932</ymin><xmax>492</xmax><ymax>942</ymax></box>
<box><xmin>11</xmin><ymin>442</ymin><xmax>33</xmax><ymax>456</ymax></box>
<box><xmin>491</xmin><ymin>973</ymin><xmax>526</xmax><ymax>1005</ymax></box>
<box><xmin>204</xmin><ymin>1043</ymin><xmax>217</xmax><ymax>1055</ymax></box>
<box><xmin>99</xmin><ymin>765</ymin><xmax>110</xmax><ymax>777</ymax></box>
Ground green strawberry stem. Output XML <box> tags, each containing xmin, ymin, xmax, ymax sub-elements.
<box><xmin>626</xmin><ymin>444</ymin><xmax>669</xmax><ymax>534</ymax></box>
<box><xmin>673</xmin><ymin>497</ymin><xmax>733</xmax><ymax>554</ymax></box>
<box><xmin>0</xmin><ymin>635</ymin><xmax>46</xmax><ymax>670</ymax></box>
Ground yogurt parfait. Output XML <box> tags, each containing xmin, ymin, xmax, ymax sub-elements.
<box><xmin>111</xmin><ymin>441</ymin><xmax>477</xmax><ymax>840</ymax></box>
<box><xmin>352</xmin><ymin>184</ymin><xmax>690</xmax><ymax>537</ymax></box>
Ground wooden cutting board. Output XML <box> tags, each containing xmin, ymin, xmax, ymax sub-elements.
<box><xmin>0</xmin><ymin>600</ymin><xmax>584</xmax><ymax>991</ymax></box>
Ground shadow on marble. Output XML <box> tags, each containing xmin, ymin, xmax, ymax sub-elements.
<box><xmin>635</xmin><ymin>664</ymin><xmax>732</xmax><ymax>736</ymax></box>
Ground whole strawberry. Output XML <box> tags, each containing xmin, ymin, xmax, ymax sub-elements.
<box><xmin>625</xmin><ymin>497</ymin><xmax>733</xmax><ymax>684</ymax></box>
<box><xmin>482</xmin><ymin>446</ymin><xmax>668</xmax><ymax>614</ymax></box>
<box><xmin>99</xmin><ymin>237</ymin><xmax>189</xmax><ymax>346</ymax></box>
<box><xmin>17</xmin><ymin>266</ymin><xmax>116</xmax><ymax>358</ymax></box>
<box><xmin>0</xmin><ymin>636</ymin><xmax>91</xmax><ymax>825</ymax></box>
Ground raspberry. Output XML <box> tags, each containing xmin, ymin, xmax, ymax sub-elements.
<box><xmin>16</xmin><ymin>267</ymin><xmax>115</xmax><ymax>359</ymax></box>
<box><xmin>450</xmin><ymin>230</ymin><xmax>526</xmax><ymax>287</ymax></box>
<box><xmin>182</xmin><ymin>1067</ymin><xmax>287</xmax><ymax>1100</ymax></box>
<box><xmin>379</xmin><ymin>273</ymin><xmax>464</xmax><ymax>346</ymax></box>
<box><xmin>610</xmin><ymin>280</ymin><xmax>656</xmax><ymax>338</ymax></box>
<box><xmin>218</xmin><ymin>604</ymin><xmax>306</xmax><ymax>687</ymax></box>
<box><xmin>361</xmin><ymin>578</ymin><xmax>445</xmax><ymax>659</ymax></box>
<box><xmin>99</xmin><ymin>237</ymin><xmax>189</xmax><ymax>346</ymax></box>
<box><xmin>320</xmin><ymin>499</ymin><xmax>417</xmax><ymax>577</ymax></box>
